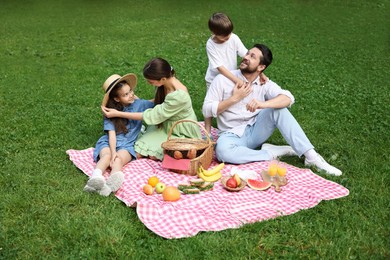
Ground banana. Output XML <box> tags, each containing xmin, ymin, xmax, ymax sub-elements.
<box><xmin>198</xmin><ymin>170</ymin><xmax>222</xmax><ymax>182</ymax></box>
<box><xmin>201</xmin><ymin>163</ymin><xmax>225</xmax><ymax>177</ymax></box>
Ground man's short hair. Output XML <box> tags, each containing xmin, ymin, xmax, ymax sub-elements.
<box><xmin>253</xmin><ymin>44</ymin><xmax>273</xmax><ymax>69</ymax></box>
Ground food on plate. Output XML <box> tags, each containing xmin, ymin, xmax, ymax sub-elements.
<box><xmin>178</xmin><ymin>183</ymin><xmax>194</xmax><ymax>191</ymax></box>
<box><xmin>182</xmin><ymin>188</ymin><xmax>200</xmax><ymax>194</ymax></box>
<box><xmin>162</xmin><ymin>186</ymin><xmax>181</xmax><ymax>201</ymax></box>
<box><xmin>198</xmin><ymin>182</ymin><xmax>214</xmax><ymax>191</ymax></box>
<box><xmin>173</xmin><ymin>150</ymin><xmax>183</xmax><ymax>159</ymax></box>
<box><xmin>233</xmin><ymin>173</ymin><xmax>241</xmax><ymax>186</ymax></box>
<box><xmin>247</xmin><ymin>179</ymin><xmax>272</xmax><ymax>191</ymax></box>
<box><xmin>189</xmin><ymin>178</ymin><xmax>205</xmax><ymax>186</ymax></box>
<box><xmin>155</xmin><ymin>182</ymin><xmax>166</xmax><ymax>194</ymax></box>
<box><xmin>143</xmin><ymin>184</ymin><xmax>154</xmax><ymax>195</ymax></box>
<box><xmin>147</xmin><ymin>176</ymin><xmax>159</xmax><ymax>187</ymax></box>
<box><xmin>226</xmin><ymin>177</ymin><xmax>238</xmax><ymax>188</ymax></box>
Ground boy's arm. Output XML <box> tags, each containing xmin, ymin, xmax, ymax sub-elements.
<box><xmin>217</xmin><ymin>66</ymin><xmax>245</xmax><ymax>87</ymax></box>
<box><xmin>260</xmin><ymin>72</ymin><xmax>269</xmax><ymax>84</ymax></box>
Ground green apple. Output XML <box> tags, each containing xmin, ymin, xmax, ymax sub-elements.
<box><xmin>155</xmin><ymin>182</ymin><xmax>166</xmax><ymax>194</ymax></box>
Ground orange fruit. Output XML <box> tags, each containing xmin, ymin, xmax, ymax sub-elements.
<box><xmin>162</xmin><ymin>186</ymin><xmax>181</xmax><ymax>202</ymax></box>
<box><xmin>148</xmin><ymin>176</ymin><xmax>159</xmax><ymax>187</ymax></box>
<box><xmin>143</xmin><ymin>184</ymin><xmax>154</xmax><ymax>195</ymax></box>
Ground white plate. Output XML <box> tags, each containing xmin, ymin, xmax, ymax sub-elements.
<box><xmin>229</xmin><ymin>167</ymin><xmax>258</xmax><ymax>182</ymax></box>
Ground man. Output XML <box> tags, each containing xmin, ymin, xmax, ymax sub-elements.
<box><xmin>202</xmin><ymin>44</ymin><xmax>342</xmax><ymax>176</ymax></box>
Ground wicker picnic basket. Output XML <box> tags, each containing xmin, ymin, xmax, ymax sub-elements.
<box><xmin>161</xmin><ymin>119</ymin><xmax>214</xmax><ymax>175</ymax></box>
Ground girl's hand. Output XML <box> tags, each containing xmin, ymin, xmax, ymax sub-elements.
<box><xmin>101</xmin><ymin>106</ymin><xmax>118</xmax><ymax>118</ymax></box>
<box><xmin>110</xmin><ymin>151</ymin><xmax>118</xmax><ymax>168</ymax></box>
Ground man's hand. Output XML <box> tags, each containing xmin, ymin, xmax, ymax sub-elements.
<box><xmin>246</xmin><ymin>99</ymin><xmax>264</xmax><ymax>112</ymax></box>
<box><xmin>216</xmin><ymin>82</ymin><xmax>252</xmax><ymax>115</ymax></box>
<box><xmin>232</xmin><ymin>82</ymin><xmax>252</xmax><ymax>102</ymax></box>
<box><xmin>101</xmin><ymin>106</ymin><xmax>119</xmax><ymax>118</ymax></box>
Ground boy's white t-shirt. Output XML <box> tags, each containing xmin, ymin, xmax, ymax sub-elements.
<box><xmin>205</xmin><ymin>33</ymin><xmax>248</xmax><ymax>87</ymax></box>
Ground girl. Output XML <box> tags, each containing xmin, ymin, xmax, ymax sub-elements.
<box><xmin>101</xmin><ymin>58</ymin><xmax>201</xmax><ymax>160</ymax></box>
<box><xmin>85</xmin><ymin>73</ymin><xmax>154</xmax><ymax>196</ymax></box>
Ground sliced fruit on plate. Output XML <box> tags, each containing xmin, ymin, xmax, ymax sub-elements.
<box><xmin>247</xmin><ymin>179</ymin><xmax>272</xmax><ymax>191</ymax></box>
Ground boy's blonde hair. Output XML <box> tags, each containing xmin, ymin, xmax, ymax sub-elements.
<box><xmin>208</xmin><ymin>12</ymin><xmax>233</xmax><ymax>36</ymax></box>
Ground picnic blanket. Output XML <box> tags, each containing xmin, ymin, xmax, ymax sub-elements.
<box><xmin>66</xmin><ymin>127</ymin><xmax>349</xmax><ymax>239</ymax></box>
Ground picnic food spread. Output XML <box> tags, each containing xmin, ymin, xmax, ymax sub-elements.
<box><xmin>142</xmin><ymin>160</ymin><xmax>289</xmax><ymax>200</ymax></box>
<box><xmin>178</xmin><ymin>179</ymin><xmax>215</xmax><ymax>194</ymax></box>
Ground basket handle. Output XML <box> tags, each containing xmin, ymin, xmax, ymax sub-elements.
<box><xmin>167</xmin><ymin>119</ymin><xmax>212</xmax><ymax>144</ymax></box>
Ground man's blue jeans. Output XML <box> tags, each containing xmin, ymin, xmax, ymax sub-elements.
<box><xmin>215</xmin><ymin>108</ymin><xmax>314</xmax><ymax>164</ymax></box>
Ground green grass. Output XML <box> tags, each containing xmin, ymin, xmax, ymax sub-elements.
<box><xmin>1</xmin><ymin>0</ymin><xmax>389</xmax><ymax>258</ymax></box>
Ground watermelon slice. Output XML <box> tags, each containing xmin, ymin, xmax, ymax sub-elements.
<box><xmin>247</xmin><ymin>179</ymin><xmax>272</xmax><ymax>191</ymax></box>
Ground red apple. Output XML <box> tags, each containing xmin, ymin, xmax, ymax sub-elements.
<box><xmin>226</xmin><ymin>177</ymin><xmax>237</xmax><ymax>188</ymax></box>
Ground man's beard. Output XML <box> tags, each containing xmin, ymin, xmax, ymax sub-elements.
<box><xmin>240</xmin><ymin>63</ymin><xmax>258</xmax><ymax>74</ymax></box>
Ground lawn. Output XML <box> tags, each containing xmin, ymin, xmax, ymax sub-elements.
<box><xmin>0</xmin><ymin>0</ymin><xmax>389</xmax><ymax>259</ymax></box>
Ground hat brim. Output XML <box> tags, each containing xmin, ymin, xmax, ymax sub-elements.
<box><xmin>101</xmin><ymin>73</ymin><xmax>137</xmax><ymax>106</ymax></box>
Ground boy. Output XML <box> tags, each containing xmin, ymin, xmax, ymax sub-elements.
<box><xmin>204</xmin><ymin>12</ymin><xmax>266</xmax><ymax>134</ymax></box>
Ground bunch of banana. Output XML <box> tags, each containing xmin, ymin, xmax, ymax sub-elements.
<box><xmin>197</xmin><ymin>163</ymin><xmax>224</xmax><ymax>182</ymax></box>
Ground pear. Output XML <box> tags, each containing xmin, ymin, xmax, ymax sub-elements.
<box><xmin>233</xmin><ymin>173</ymin><xmax>241</xmax><ymax>186</ymax></box>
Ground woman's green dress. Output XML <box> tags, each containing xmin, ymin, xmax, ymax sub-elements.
<box><xmin>134</xmin><ymin>90</ymin><xmax>201</xmax><ymax>160</ymax></box>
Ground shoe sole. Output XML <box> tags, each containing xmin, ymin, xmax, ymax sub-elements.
<box><xmin>87</xmin><ymin>176</ymin><xmax>105</xmax><ymax>190</ymax></box>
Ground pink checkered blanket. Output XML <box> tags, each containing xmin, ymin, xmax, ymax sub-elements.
<box><xmin>66</xmin><ymin>128</ymin><xmax>349</xmax><ymax>239</ymax></box>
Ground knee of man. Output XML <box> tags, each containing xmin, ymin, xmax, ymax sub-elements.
<box><xmin>215</xmin><ymin>143</ymin><xmax>235</xmax><ymax>163</ymax></box>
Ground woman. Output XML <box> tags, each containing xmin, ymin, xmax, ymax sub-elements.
<box><xmin>102</xmin><ymin>58</ymin><xmax>201</xmax><ymax>160</ymax></box>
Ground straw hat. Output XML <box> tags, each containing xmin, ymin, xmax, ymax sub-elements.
<box><xmin>101</xmin><ymin>73</ymin><xmax>137</xmax><ymax>106</ymax></box>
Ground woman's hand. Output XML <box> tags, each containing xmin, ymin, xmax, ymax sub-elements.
<box><xmin>101</xmin><ymin>106</ymin><xmax>119</xmax><ymax>118</ymax></box>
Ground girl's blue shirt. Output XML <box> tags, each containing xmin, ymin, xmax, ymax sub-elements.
<box><xmin>93</xmin><ymin>99</ymin><xmax>154</xmax><ymax>161</ymax></box>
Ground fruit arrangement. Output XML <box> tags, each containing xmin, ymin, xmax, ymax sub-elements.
<box><xmin>142</xmin><ymin>176</ymin><xmax>181</xmax><ymax>201</ymax></box>
<box><xmin>177</xmin><ymin>178</ymin><xmax>214</xmax><ymax>194</ymax></box>
<box><xmin>143</xmin><ymin>176</ymin><xmax>164</xmax><ymax>195</ymax></box>
<box><xmin>221</xmin><ymin>173</ymin><xmax>246</xmax><ymax>192</ymax></box>
<box><xmin>197</xmin><ymin>163</ymin><xmax>224</xmax><ymax>182</ymax></box>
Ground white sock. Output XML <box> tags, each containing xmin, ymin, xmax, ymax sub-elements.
<box><xmin>91</xmin><ymin>168</ymin><xmax>103</xmax><ymax>178</ymax></box>
<box><xmin>304</xmin><ymin>149</ymin><xmax>318</xmax><ymax>161</ymax></box>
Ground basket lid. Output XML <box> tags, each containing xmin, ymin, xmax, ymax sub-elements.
<box><xmin>161</xmin><ymin>138</ymin><xmax>210</xmax><ymax>151</ymax></box>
